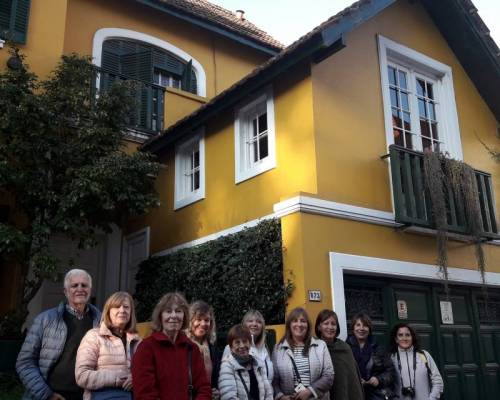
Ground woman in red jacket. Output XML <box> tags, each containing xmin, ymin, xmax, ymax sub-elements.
<box><xmin>132</xmin><ymin>292</ymin><xmax>211</xmax><ymax>400</ymax></box>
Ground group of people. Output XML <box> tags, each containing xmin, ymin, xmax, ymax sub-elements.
<box><xmin>16</xmin><ymin>268</ymin><xmax>444</xmax><ymax>400</ymax></box>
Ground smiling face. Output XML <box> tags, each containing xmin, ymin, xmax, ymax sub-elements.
<box><xmin>396</xmin><ymin>326</ymin><xmax>413</xmax><ymax>350</ymax></box>
<box><xmin>290</xmin><ymin>314</ymin><xmax>309</xmax><ymax>343</ymax></box>
<box><xmin>191</xmin><ymin>314</ymin><xmax>211</xmax><ymax>341</ymax></box>
<box><xmin>319</xmin><ymin>316</ymin><xmax>337</xmax><ymax>342</ymax></box>
<box><xmin>64</xmin><ymin>273</ymin><xmax>91</xmax><ymax>309</ymax></box>
<box><xmin>161</xmin><ymin>303</ymin><xmax>185</xmax><ymax>335</ymax></box>
<box><xmin>353</xmin><ymin>319</ymin><xmax>370</xmax><ymax>342</ymax></box>
<box><xmin>231</xmin><ymin>337</ymin><xmax>250</xmax><ymax>357</ymax></box>
<box><xmin>109</xmin><ymin>298</ymin><xmax>131</xmax><ymax>329</ymax></box>
<box><xmin>245</xmin><ymin>316</ymin><xmax>263</xmax><ymax>339</ymax></box>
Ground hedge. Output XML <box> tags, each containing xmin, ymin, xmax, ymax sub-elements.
<box><xmin>134</xmin><ymin>219</ymin><xmax>293</xmax><ymax>330</ymax></box>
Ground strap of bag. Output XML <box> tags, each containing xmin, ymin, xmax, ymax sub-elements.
<box><xmin>418</xmin><ymin>350</ymin><xmax>432</xmax><ymax>390</ymax></box>
<box><xmin>188</xmin><ymin>345</ymin><xmax>193</xmax><ymax>400</ymax></box>
<box><xmin>288</xmin><ymin>354</ymin><xmax>302</xmax><ymax>384</ymax></box>
<box><xmin>237</xmin><ymin>370</ymin><xmax>255</xmax><ymax>400</ymax></box>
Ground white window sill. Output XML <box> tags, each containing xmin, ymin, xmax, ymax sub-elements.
<box><xmin>174</xmin><ymin>191</ymin><xmax>205</xmax><ymax>211</ymax></box>
<box><xmin>235</xmin><ymin>158</ymin><xmax>276</xmax><ymax>184</ymax></box>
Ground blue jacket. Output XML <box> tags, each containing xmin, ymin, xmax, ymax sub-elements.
<box><xmin>16</xmin><ymin>302</ymin><xmax>101</xmax><ymax>400</ymax></box>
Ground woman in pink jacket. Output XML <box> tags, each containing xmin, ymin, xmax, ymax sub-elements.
<box><xmin>76</xmin><ymin>291</ymin><xmax>141</xmax><ymax>400</ymax></box>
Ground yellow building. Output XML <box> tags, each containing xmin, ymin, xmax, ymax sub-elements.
<box><xmin>0</xmin><ymin>0</ymin><xmax>282</xmax><ymax>317</ymax></box>
<box><xmin>136</xmin><ymin>0</ymin><xmax>500</xmax><ymax>396</ymax></box>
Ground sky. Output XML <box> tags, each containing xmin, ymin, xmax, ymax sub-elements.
<box><xmin>210</xmin><ymin>0</ymin><xmax>500</xmax><ymax>46</ymax></box>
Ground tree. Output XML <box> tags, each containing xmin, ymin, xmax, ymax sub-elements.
<box><xmin>0</xmin><ymin>48</ymin><xmax>160</xmax><ymax>335</ymax></box>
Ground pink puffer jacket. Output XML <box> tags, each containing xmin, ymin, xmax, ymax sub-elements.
<box><xmin>76</xmin><ymin>322</ymin><xmax>141</xmax><ymax>400</ymax></box>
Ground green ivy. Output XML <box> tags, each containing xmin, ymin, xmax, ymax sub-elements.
<box><xmin>135</xmin><ymin>219</ymin><xmax>292</xmax><ymax>329</ymax></box>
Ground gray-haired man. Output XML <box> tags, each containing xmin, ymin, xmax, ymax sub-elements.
<box><xmin>16</xmin><ymin>269</ymin><xmax>101</xmax><ymax>400</ymax></box>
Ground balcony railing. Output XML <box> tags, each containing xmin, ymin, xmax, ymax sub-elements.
<box><xmin>389</xmin><ymin>144</ymin><xmax>499</xmax><ymax>239</ymax></box>
<box><xmin>92</xmin><ymin>67</ymin><xmax>165</xmax><ymax>136</ymax></box>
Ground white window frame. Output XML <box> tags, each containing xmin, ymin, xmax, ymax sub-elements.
<box><xmin>174</xmin><ymin>129</ymin><xmax>205</xmax><ymax>210</ymax></box>
<box><xmin>92</xmin><ymin>28</ymin><xmax>206</xmax><ymax>97</ymax></box>
<box><xmin>234</xmin><ymin>87</ymin><xmax>277</xmax><ymax>184</ymax></box>
<box><xmin>378</xmin><ymin>35</ymin><xmax>463</xmax><ymax>160</ymax></box>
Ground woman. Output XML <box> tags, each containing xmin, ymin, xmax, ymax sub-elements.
<box><xmin>76</xmin><ymin>291</ymin><xmax>141</xmax><ymax>400</ymax></box>
<box><xmin>315</xmin><ymin>309</ymin><xmax>364</xmax><ymax>400</ymax></box>
<box><xmin>223</xmin><ymin>310</ymin><xmax>273</xmax><ymax>382</ymax></box>
<box><xmin>218</xmin><ymin>324</ymin><xmax>273</xmax><ymax>400</ymax></box>
<box><xmin>389</xmin><ymin>323</ymin><xmax>443</xmax><ymax>400</ymax></box>
<box><xmin>346</xmin><ymin>313</ymin><xmax>395</xmax><ymax>400</ymax></box>
<box><xmin>273</xmin><ymin>307</ymin><xmax>334</xmax><ymax>400</ymax></box>
<box><xmin>187</xmin><ymin>300</ymin><xmax>221</xmax><ymax>399</ymax></box>
<box><xmin>132</xmin><ymin>292</ymin><xmax>211</xmax><ymax>400</ymax></box>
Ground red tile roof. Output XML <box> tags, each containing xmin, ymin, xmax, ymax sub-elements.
<box><xmin>156</xmin><ymin>0</ymin><xmax>284</xmax><ymax>50</ymax></box>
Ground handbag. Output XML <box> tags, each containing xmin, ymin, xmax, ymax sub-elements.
<box><xmin>91</xmin><ymin>388</ymin><xmax>133</xmax><ymax>400</ymax></box>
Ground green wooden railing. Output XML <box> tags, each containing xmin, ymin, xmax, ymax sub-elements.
<box><xmin>92</xmin><ymin>67</ymin><xmax>165</xmax><ymax>135</ymax></box>
<box><xmin>389</xmin><ymin>145</ymin><xmax>499</xmax><ymax>239</ymax></box>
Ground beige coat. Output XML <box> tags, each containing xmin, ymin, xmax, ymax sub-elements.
<box><xmin>75</xmin><ymin>322</ymin><xmax>141</xmax><ymax>400</ymax></box>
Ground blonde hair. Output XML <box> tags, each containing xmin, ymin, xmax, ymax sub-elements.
<box><xmin>151</xmin><ymin>292</ymin><xmax>189</xmax><ymax>332</ymax></box>
<box><xmin>242</xmin><ymin>309</ymin><xmax>266</xmax><ymax>348</ymax></box>
<box><xmin>101</xmin><ymin>291</ymin><xmax>137</xmax><ymax>333</ymax></box>
<box><xmin>188</xmin><ymin>300</ymin><xmax>217</xmax><ymax>344</ymax></box>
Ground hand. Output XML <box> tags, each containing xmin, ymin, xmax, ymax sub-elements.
<box><xmin>367</xmin><ymin>377</ymin><xmax>379</xmax><ymax>387</ymax></box>
<box><xmin>212</xmin><ymin>388</ymin><xmax>220</xmax><ymax>400</ymax></box>
<box><xmin>50</xmin><ymin>394</ymin><xmax>66</xmax><ymax>400</ymax></box>
<box><xmin>120</xmin><ymin>375</ymin><xmax>133</xmax><ymax>391</ymax></box>
<box><xmin>296</xmin><ymin>388</ymin><xmax>313</xmax><ymax>399</ymax></box>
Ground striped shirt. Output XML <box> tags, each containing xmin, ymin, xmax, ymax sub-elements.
<box><xmin>291</xmin><ymin>346</ymin><xmax>311</xmax><ymax>386</ymax></box>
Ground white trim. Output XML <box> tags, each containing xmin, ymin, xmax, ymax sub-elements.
<box><xmin>92</xmin><ymin>28</ymin><xmax>206</xmax><ymax>97</ymax></box>
<box><xmin>329</xmin><ymin>252</ymin><xmax>500</xmax><ymax>340</ymax></box>
<box><xmin>377</xmin><ymin>35</ymin><xmax>462</xmax><ymax>160</ymax></box>
<box><xmin>174</xmin><ymin>128</ymin><xmax>205</xmax><ymax>210</ymax></box>
<box><xmin>235</xmin><ymin>87</ymin><xmax>277</xmax><ymax>184</ymax></box>
<box><xmin>273</xmin><ymin>195</ymin><xmax>401</xmax><ymax>227</ymax></box>
<box><xmin>153</xmin><ymin>213</ymin><xmax>275</xmax><ymax>256</ymax></box>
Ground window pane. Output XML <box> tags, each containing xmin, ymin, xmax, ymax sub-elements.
<box><xmin>194</xmin><ymin>170</ymin><xmax>200</xmax><ymax>190</ymax></box>
<box><xmin>405</xmin><ymin>132</ymin><xmax>413</xmax><ymax>149</ymax></box>
<box><xmin>401</xmin><ymin>92</ymin><xmax>409</xmax><ymax>111</ymax></box>
<box><xmin>403</xmin><ymin>112</ymin><xmax>411</xmax><ymax>131</ymax></box>
<box><xmin>193</xmin><ymin>150</ymin><xmax>200</xmax><ymax>168</ymax></box>
<box><xmin>429</xmin><ymin>103</ymin><xmax>436</xmax><ymax>120</ymax></box>
<box><xmin>252</xmin><ymin>141</ymin><xmax>258</xmax><ymax>163</ymax></box>
<box><xmin>416</xmin><ymin>79</ymin><xmax>425</xmax><ymax>96</ymax></box>
<box><xmin>420</xmin><ymin>120</ymin><xmax>431</xmax><ymax>138</ymax></box>
<box><xmin>418</xmin><ymin>99</ymin><xmax>427</xmax><ymax>117</ymax></box>
<box><xmin>388</xmin><ymin>66</ymin><xmax>396</xmax><ymax>85</ymax></box>
<box><xmin>394</xmin><ymin>129</ymin><xmax>404</xmax><ymax>146</ymax></box>
<box><xmin>431</xmin><ymin>123</ymin><xmax>439</xmax><ymax>140</ymax></box>
<box><xmin>392</xmin><ymin>109</ymin><xmax>402</xmax><ymax>128</ymax></box>
<box><xmin>252</xmin><ymin>118</ymin><xmax>258</xmax><ymax>138</ymax></box>
<box><xmin>422</xmin><ymin>137</ymin><xmax>432</xmax><ymax>152</ymax></box>
<box><xmin>398</xmin><ymin>70</ymin><xmax>407</xmax><ymax>89</ymax></box>
<box><xmin>259</xmin><ymin>135</ymin><xmax>269</xmax><ymax>159</ymax></box>
<box><xmin>258</xmin><ymin>113</ymin><xmax>267</xmax><ymax>133</ymax></box>
<box><xmin>390</xmin><ymin>88</ymin><xmax>399</xmax><ymax>107</ymax></box>
<box><xmin>427</xmin><ymin>82</ymin><xmax>434</xmax><ymax>99</ymax></box>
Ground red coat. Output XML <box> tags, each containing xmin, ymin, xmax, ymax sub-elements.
<box><xmin>132</xmin><ymin>331</ymin><xmax>211</xmax><ymax>400</ymax></box>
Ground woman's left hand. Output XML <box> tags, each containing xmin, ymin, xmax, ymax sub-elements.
<box><xmin>212</xmin><ymin>388</ymin><xmax>220</xmax><ymax>400</ymax></box>
<box><xmin>295</xmin><ymin>388</ymin><xmax>313</xmax><ymax>400</ymax></box>
<box><xmin>121</xmin><ymin>375</ymin><xmax>133</xmax><ymax>391</ymax></box>
<box><xmin>367</xmin><ymin>377</ymin><xmax>379</xmax><ymax>387</ymax></box>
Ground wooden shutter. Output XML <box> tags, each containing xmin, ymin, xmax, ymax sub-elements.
<box><xmin>0</xmin><ymin>0</ymin><xmax>31</xmax><ymax>44</ymax></box>
<box><xmin>181</xmin><ymin>59</ymin><xmax>193</xmax><ymax>93</ymax></box>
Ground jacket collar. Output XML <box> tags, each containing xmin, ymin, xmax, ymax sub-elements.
<box><xmin>278</xmin><ymin>337</ymin><xmax>320</xmax><ymax>351</ymax></box>
<box><xmin>151</xmin><ymin>330</ymin><xmax>192</xmax><ymax>346</ymax></box>
<box><xmin>98</xmin><ymin>322</ymin><xmax>140</xmax><ymax>342</ymax></box>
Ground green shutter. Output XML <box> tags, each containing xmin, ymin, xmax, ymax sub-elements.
<box><xmin>0</xmin><ymin>0</ymin><xmax>31</xmax><ymax>44</ymax></box>
<box><xmin>181</xmin><ymin>59</ymin><xmax>193</xmax><ymax>93</ymax></box>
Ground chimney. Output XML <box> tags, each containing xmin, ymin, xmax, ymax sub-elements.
<box><xmin>235</xmin><ymin>9</ymin><xmax>245</xmax><ymax>20</ymax></box>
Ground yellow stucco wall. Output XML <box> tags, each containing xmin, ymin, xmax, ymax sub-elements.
<box><xmin>128</xmin><ymin>62</ymin><xmax>318</xmax><ymax>252</ymax></box>
<box><xmin>0</xmin><ymin>0</ymin><xmax>68</xmax><ymax>79</ymax></box>
<box><xmin>311</xmin><ymin>0</ymin><xmax>499</xmax><ymax>211</ymax></box>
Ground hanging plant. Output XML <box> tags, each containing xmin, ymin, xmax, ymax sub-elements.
<box><xmin>423</xmin><ymin>150</ymin><xmax>487</xmax><ymax>294</ymax></box>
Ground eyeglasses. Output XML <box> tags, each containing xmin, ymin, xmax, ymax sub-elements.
<box><xmin>70</xmin><ymin>283</ymin><xmax>89</xmax><ymax>289</ymax></box>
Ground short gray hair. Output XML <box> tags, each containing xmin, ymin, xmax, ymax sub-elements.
<box><xmin>64</xmin><ymin>269</ymin><xmax>92</xmax><ymax>290</ymax></box>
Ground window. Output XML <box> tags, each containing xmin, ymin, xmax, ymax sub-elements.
<box><xmin>174</xmin><ymin>130</ymin><xmax>205</xmax><ymax>209</ymax></box>
<box><xmin>0</xmin><ymin>0</ymin><xmax>30</xmax><ymax>44</ymax></box>
<box><xmin>235</xmin><ymin>88</ymin><xmax>276</xmax><ymax>183</ymax></box>
<box><xmin>378</xmin><ymin>36</ymin><xmax>462</xmax><ymax>159</ymax></box>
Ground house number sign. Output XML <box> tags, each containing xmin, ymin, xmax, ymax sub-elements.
<box><xmin>308</xmin><ymin>290</ymin><xmax>321</xmax><ymax>302</ymax></box>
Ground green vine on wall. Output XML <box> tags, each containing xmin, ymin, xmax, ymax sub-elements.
<box><xmin>134</xmin><ymin>219</ymin><xmax>293</xmax><ymax>329</ymax></box>
<box><xmin>423</xmin><ymin>151</ymin><xmax>487</xmax><ymax>293</ymax></box>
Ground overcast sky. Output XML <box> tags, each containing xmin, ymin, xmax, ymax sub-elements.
<box><xmin>210</xmin><ymin>0</ymin><xmax>500</xmax><ymax>46</ymax></box>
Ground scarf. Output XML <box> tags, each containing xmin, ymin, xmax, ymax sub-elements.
<box><xmin>347</xmin><ymin>335</ymin><xmax>376</xmax><ymax>380</ymax></box>
<box><xmin>232</xmin><ymin>352</ymin><xmax>254</xmax><ymax>367</ymax></box>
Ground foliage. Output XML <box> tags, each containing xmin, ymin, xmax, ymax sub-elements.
<box><xmin>423</xmin><ymin>151</ymin><xmax>487</xmax><ymax>293</ymax></box>
<box><xmin>134</xmin><ymin>219</ymin><xmax>293</xmax><ymax>329</ymax></box>
<box><xmin>0</xmin><ymin>47</ymin><xmax>160</xmax><ymax>334</ymax></box>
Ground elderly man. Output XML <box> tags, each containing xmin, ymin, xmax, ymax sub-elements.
<box><xmin>16</xmin><ymin>269</ymin><xmax>101</xmax><ymax>400</ymax></box>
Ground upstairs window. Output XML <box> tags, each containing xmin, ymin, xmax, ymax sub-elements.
<box><xmin>235</xmin><ymin>88</ymin><xmax>276</xmax><ymax>183</ymax></box>
<box><xmin>174</xmin><ymin>130</ymin><xmax>205</xmax><ymax>210</ymax></box>
<box><xmin>0</xmin><ymin>0</ymin><xmax>31</xmax><ymax>44</ymax></box>
<box><xmin>378</xmin><ymin>36</ymin><xmax>462</xmax><ymax>159</ymax></box>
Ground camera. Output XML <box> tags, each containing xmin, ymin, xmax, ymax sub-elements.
<box><xmin>401</xmin><ymin>387</ymin><xmax>415</xmax><ymax>397</ymax></box>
